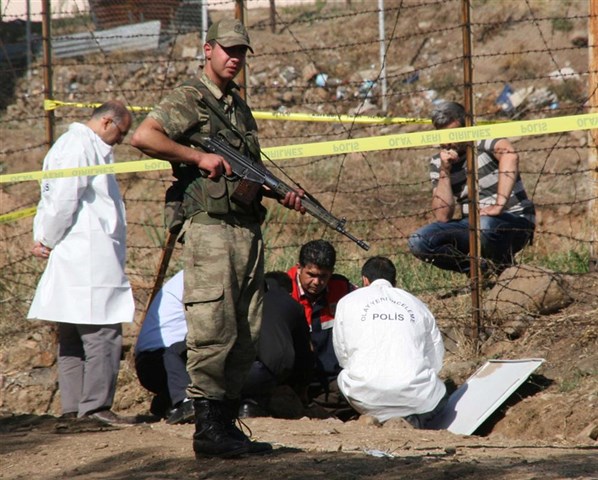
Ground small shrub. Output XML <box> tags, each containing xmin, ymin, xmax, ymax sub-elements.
<box><xmin>559</xmin><ymin>368</ymin><xmax>589</xmax><ymax>393</ymax></box>
<box><xmin>551</xmin><ymin>17</ymin><xmax>574</xmax><ymax>33</ymax></box>
<box><xmin>428</xmin><ymin>71</ymin><xmax>462</xmax><ymax>97</ymax></box>
<box><xmin>550</xmin><ymin>79</ymin><xmax>586</xmax><ymax>106</ymax></box>
<box><xmin>499</xmin><ymin>54</ymin><xmax>537</xmax><ymax>80</ymax></box>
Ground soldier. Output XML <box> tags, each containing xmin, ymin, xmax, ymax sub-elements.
<box><xmin>131</xmin><ymin>19</ymin><xmax>303</xmax><ymax>459</ymax></box>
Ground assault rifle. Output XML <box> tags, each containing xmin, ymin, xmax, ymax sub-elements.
<box><xmin>200</xmin><ymin>135</ymin><xmax>370</xmax><ymax>251</ymax></box>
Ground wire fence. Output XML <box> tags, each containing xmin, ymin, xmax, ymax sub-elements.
<box><xmin>0</xmin><ymin>0</ymin><xmax>595</xmax><ymax>348</ymax></box>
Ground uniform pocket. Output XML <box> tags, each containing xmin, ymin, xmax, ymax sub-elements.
<box><xmin>184</xmin><ymin>285</ymin><xmax>223</xmax><ymax>306</ymax></box>
<box><xmin>184</xmin><ymin>285</ymin><xmax>228</xmax><ymax>345</ymax></box>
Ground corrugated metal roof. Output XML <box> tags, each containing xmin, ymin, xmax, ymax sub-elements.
<box><xmin>52</xmin><ymin>20</ymin><xmax>161</xmax><ymax>59</ymax></box>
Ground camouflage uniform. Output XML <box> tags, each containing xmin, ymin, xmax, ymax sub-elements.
<box><xmin>149</xmin><ymin>73</ymin><xmax>265</xmax><ymax>401</ymax></box>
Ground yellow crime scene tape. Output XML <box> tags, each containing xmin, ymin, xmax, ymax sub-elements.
<box><xmin>44</xmin><ymin>98</ymin><xmax>431</xmax><ymax>125</ymax></box>
<box><xmin>43</xmin><ymin>99</ymin><xmax>153</xmax><ymax>113</ymax></box>
<box><xmin>2</xmin><ymin>111</ymin><xmax>597</xmax><ymax>223</ymax></box>
<box><xmin>254</xmin><ymin>111</ymin><xmax>430</xmax><ymax>124</ymax></box>
<box><xmin>3</xmin><ymin>112</ymin><xmax>597</xmax><ymax>185</ymax></box>
<box><xmin>261</xmin><ymin>112</ymin><xmax>598</xmax><ymax>160</ymax></box>
<box><xmin>0</xmin><ymin>206</ymin><xmax>37</xmax><ymax>224</ymax></box>
<box><xmin>0</xmin><ymin>159</ymin><xmax>171</xmax><ymax>185</ymax></box>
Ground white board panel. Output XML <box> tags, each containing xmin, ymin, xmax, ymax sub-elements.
<box><xmin>429</xmin><ymin>358</ymin><xmax>545</xmax><ymax>435</ymax></box>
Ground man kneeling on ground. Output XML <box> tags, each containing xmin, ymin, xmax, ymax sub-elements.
<box><xmin>332</xmin><ymin>256</ymin><xmax>448</xmax><ymax>428</ymax></box>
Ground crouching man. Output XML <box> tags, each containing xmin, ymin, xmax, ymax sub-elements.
<box><xmin>332</xmin><ymin>256</ymin><xmax>447</xmax><ymax>427</ymax></box>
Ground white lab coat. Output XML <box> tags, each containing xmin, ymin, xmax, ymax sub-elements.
<box><xmin>333</xmin><ymin>279</ymin><xmax>446</xmax><ymax>422</ymax></box>
<box><xmin>27</xmin><ymin>122</ymin><xmax>134</xmax><ymax>325</ymax></box>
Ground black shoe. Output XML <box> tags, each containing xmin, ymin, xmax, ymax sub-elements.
<box><xmin>238</xmin><ymin>399</ymin><xmax>268</xmax><ymax>419</ymax></box>
<box><xmin>150</xmin><ymin>394</ymin><xmax>171</xmax><ymax>419</ymax></box>
<box><xmin>84</xmin><ymin>409</ymin><xmax>137</xmax><ymax>426</ymax></box>
<box><xmin>192</xmin><ymin>399</ymin><xmax>248</xmax><ymax>459</ymax></box>
<box><xmin>166</xmin><ymin>398</ymin><xmax>194</xmax><ymax>425</ymax></box>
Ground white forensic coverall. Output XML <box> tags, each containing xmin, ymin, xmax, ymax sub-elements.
<box><xmin>333</xmin><ymin>279</ymin><xmax>445</xmax><ymax>423</ymax></box>
<box><xmin>28</xmin><ymin>122</ymin><xmax>134</xmax><ymax>324</ymax></box>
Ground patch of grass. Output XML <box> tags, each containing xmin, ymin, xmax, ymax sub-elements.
<box><xmin>499</xmin><ymin>54</ymin><xmax>537</xmax><ymax>80</ymax></box>
<box><xmin>427</xmin><ymin>71</ymin><xmax>462</xmax><ymax>97</ymax></box>
<box><xmin>551</xmin><ymin>17</ymin><xmax>574</xmax><ymax>33</ymax></box>
<box><xmin>52</xmin><ymin>14</ymin><xmax>93</xmax><ymax>35</ymax></box>
<box><xmin>550</xmin><ymin>79</ymin><xmax>586</xmax><ymax>106</ymax></box>
<box><xmin>528</xmin><ymin>247</ymin><xmax>590</xmax><ymax>274</ymax></box>
<box><xmin>394</xmin><ymin>254</ymin><xmax>463</xmax><ymax>295</ymax></box>
<box><xmin>141</xmin><ymin>219</ymin><xmax>165</xmax><ymax>248</ymax></box>
<box><xmin>559</xmin><ymin>368</ymin><xmax>589</xmax><ymax>393</ymax></box>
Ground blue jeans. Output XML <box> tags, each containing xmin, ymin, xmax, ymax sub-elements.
<box><xmin>408</xmin><ymin>213</ymin><xmax>535</xmax><ymax>274</ymax></box>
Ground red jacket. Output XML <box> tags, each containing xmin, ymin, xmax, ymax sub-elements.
<box><xmin>287</xmin><ymin>265</ymin><xmax>354</xmax><ymax>331</ymax></box>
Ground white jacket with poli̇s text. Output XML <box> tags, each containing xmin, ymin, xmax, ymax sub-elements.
<box><xmin>27</xmin><ymin>122</ymin><xmax>134</xmax><ymax>325</ymax></box>
<box><xmin>333</xmin><ymin>279</ymin><xmax>445</xmax><ymax>422</ymax></box>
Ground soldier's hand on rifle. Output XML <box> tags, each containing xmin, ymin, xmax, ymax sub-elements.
<box><xmin>280</xmin><ymin>189</ymin><xmax>306</xmax><ymax>214</ymax></box>
<box><xmin>197</xmin><ymin>153</ymin><xmax>233</xmax><ymax>179</ymax></box>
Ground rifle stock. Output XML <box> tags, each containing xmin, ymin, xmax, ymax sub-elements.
<box><xmin>201</xmin><ymin>136</ymin><xmax>370</xmax><ymax>251</ymax></box>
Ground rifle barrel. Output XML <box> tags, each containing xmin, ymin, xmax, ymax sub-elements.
<box><xmin>203</xmin><ymin>136</ymin><xmax>370</xmax><ymax>251</ymax></box>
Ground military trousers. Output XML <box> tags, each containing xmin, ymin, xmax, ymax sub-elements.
<box><xmin>182</xmin><ymin>214</ymin><xmax>264</xmax><ymax>401</ymax></box>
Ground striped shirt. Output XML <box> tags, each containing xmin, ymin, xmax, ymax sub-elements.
<box><xmin>429</xmin><ymin>138</ymin><xmax>535</xmax><ymax>223</ymax></box>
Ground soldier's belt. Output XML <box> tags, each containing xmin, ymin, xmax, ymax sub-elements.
<box><xmin>189</xmin><ymin>211</ymin><xmax>260</xmax><ymax>226</ymax></box>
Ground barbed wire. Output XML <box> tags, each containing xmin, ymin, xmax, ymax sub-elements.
<box><xmin>1</xmin><ymin>0</ymin><xmax>596</xmax><ymax>331</ymax></box>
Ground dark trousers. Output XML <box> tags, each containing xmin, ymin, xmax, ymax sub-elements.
<box><xmin>408</xmin><ymin>213</ymin><xmax>534</xmax><ymax>273</ymax></box>
<box><xmin>241</xmin><ymin>360</ymin><xmax>277</xmax><ymax>403</ymax></box>
<box><xmin>135</xmin><ymin>341</ymin><xmax>189</xmax><ymax>417</ymax></box>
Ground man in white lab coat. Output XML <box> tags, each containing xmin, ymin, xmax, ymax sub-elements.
<box><xmin>28</xmin><ymin>100</ymin><xmax>136</xmax><ymax>425</ymax></box>
<box><xmin>332</xmin><ymin>256</ymin><xmax>447</xmax><ymax>428</ymax></box>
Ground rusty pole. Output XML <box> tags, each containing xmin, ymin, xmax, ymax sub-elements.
<box><xmin>269</xmin><ymin>0</ymin><xmax>276</xmax><ymax>33</ymax></box>
<box><xmin>235</xmin><ymin>0</ymin><xmax>248</xmax><ymax>101</ymax></box>
<box><xmin>461</xmin><ymin>0</ymin><xmax>482</xmax><ymax>350</ymax></box>
<box><xmin>589</xmin><ymin>1</ymin><xmax>598</xmax><ymax>272</ymax></box>
<box><xmin>41</xmin><ymin>0</ymin><xmax>55</xmax><ymax>147</ymax></box>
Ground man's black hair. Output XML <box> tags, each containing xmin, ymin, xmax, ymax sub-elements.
<box><xmin>431</xmin><ymin>101</ymin><xmax>466</xmax><ymax>129</ymax></box>
<box><xmin>298</xmin><ymin>239</ymin><xmax>336</xmax><ymax>270</ymax></box>
<box><xmin>361</xmin><ymin>256</ymin><xmax>396</xmax><ymax>287</ymax></box>
<box><xmin>265</xmin><ymin>270</ymin><xmax>293</xmax><ymax>294</ymax></box>
<box><xmin>91</xmin><ymin>100</ymin><xmax>130</xmax><ymax>125</ymax></box>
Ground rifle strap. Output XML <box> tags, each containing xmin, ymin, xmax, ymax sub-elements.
<box><xmin>183</xmin><ymin>79</ymin><xmax>248</xmax><ymax>146</ymax></box>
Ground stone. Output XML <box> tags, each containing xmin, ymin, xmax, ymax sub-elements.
<box><xmin>301</xmin><ymin>62</ymin><xmax>318</xmax><ymax>82</ymax></box>
<box><xmin>441</xmin><ymin>360</ymin><xmax>478</xmax><ymax>384</ymax></box>
<box><xmin>303</xmin><ymin>87</ymin><xmax>329</xmax><ymax>104</ymax></box>
<box><xmin>483</xmin><ymin>265</ymin><xmax>573</xmax><ymax>318</ymax></box>
<box><xmin>356</xmin><ymin>414</ymin><xmax>380</xmax><ymax>426</ymax></box>
<box><xmin>281</xmin><ymin>90</ymin><xmax>300</xmax><ymax>104</ymax></box>
<box><xmin>181</xmin><ymin>46</ymin><xmax>198</xmax><ymax>59</ymax></box>
<box><xmin>383</xmin><ymin>417</ymin><xmax>414</xmax><ymax>430</ymax></box>
<box><xmin>570</xmin><ymin>31</ymin><xmax>588</xmax><ymax>47</ymax></box>
<box><xmin>576</xmin><ymin>422</ymin><xmax>598</xmax><ymax>442</ymax></box>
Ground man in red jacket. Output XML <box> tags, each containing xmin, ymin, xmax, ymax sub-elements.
<box><xmin>287</xmin><ymin>240</ymin><xmax>355</xmax><ymax>415</ymax></box>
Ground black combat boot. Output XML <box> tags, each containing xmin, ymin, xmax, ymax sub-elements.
<box><xmin>192</xmin><ymin>398</ymin><xmax>248</xmax><ymax>459</ymax></box>
<box><xmin>222</xmin><ymin>398</ymin><xmax>273</xmax><ymax>455</ymax></box>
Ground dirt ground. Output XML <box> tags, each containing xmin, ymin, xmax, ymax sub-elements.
<box><xmin>1</xmin><ymin>412</ymin><xmax>597</xmax><ymax>480</ymax></box>
<box><xmin>2</xmin><ymin>271</ymin><xmax>596</xmax><ymax>480</ymax></box>
<box><xmin>1</xmin><ymin>270</ymin><xmax>596</xmax><ymax>480</ymax></box>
